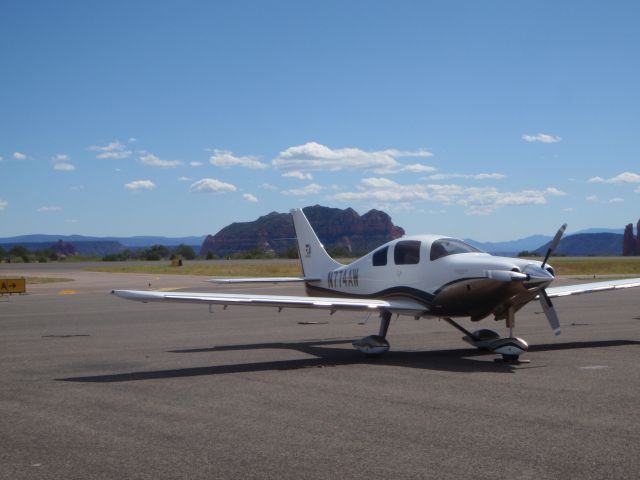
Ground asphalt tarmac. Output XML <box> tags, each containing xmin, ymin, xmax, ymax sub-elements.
<box><xmin>1</xmin><ymin>263</ymin><xmax>639</xmax><ymax>479</ymax></box>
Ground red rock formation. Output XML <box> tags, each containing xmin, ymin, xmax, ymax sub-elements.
<box><xmin>200</xmin><ymin>205</ymin><xmax>405</xmax><ymax>257</ymax></box>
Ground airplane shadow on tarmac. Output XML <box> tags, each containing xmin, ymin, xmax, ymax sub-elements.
<box><xmin>57</xmin><ymin>339</ymin><xmax>640</xmax><ymax>383</ymax></box>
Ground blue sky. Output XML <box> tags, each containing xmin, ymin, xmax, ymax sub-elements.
<box><xmin>1</xmin><ymin>0</ymin><xmax>639</xmax><ymax>241</ymax></box>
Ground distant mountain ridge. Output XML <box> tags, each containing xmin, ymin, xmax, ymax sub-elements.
<box><xmin>465</xmin><ymin>235</ymin><xmax>553</xmax><ymax>256</ymax></box>
<box><xmin>0</xmin><ymin>234</ymin><xmax>205</xmax><ymax>247</ymax></box>
<box><xmin>573</xmin><ymin>227</ymin><xmax>625</xmax><ymax>235</ymax></box>
<box><xmin>0</xmin><ymin>234</ymin><xmax>205</xmax><ymax>257</ymax></box>
<box><xmin>0</xmin><ymin>218</ymin><xmax>632</xmax><ymax>258</ymax></box>
<box><xmin>534</xmin><ymin>233</ymin><xmax>624</xmax><ymax>257</ymax></box>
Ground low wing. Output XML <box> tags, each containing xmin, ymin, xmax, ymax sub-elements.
<box><xmin>545</xmin><ymin>277</ymin><xmax>640</xmax><ymax>298</ymax></box>
<box><xmin>111</xmin><ymin>289</ymin><xmax>428</xmax><ymax>316</ymax></box>
<box><xmin>208</xmin><ymin>277</ymin><xmax>320</xmax><ymax>284</ymax></box>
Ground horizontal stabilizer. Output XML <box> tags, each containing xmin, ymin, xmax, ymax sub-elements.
<box><xmin>208</xmin><ymin>277</ymin><xmax>321</xmax><ymax>284</ymax></box>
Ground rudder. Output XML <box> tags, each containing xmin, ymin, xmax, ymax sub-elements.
<box><xmin>290</xmin><ymin>208</ymin><xmax>343</xmax><ymax>278</ymax></box>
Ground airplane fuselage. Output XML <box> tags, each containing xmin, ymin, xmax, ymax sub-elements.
<box><xmin>305</xmin><ymin>235</ymin><xmax>554</xmax><ymax>321</ymax></box>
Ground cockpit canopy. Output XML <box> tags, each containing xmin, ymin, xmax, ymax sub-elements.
<box><xmin>429</xmin><ymin>238</ymin><xmax>481</xmax><ymax>261</ymax></box>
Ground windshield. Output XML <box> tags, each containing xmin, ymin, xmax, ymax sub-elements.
<box><xmin>430</xmin><ymin>238</ymin><xmax>482</xmax><ymax>261</ymax></box>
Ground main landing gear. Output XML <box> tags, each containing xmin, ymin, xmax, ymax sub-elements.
<box><xmin>351</xmin><ymin>308</ymin><xmax>529</xmax><ymax>362</ymax></box>
<box><xmin>443</xmin><ymin>307</ymin><xmax>529</xmax><ymax>363</ymax></box>
<box><xmin>352</xmin><ymin>310</ymin><xmax>391</xmax><ymax>356</ymax></box>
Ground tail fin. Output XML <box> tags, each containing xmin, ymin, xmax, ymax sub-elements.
<box><xmin>291</xmin><ymin>208</ymin><xmax>343</xmax><ymax>278</ymax></box>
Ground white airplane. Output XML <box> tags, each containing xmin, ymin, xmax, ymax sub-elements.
<box><xmin>113</xmin><ymin>208</ymin><xmax>640</xmax><ymax>362</ymax></box>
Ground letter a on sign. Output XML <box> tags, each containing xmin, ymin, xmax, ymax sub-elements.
<box><xmin>0</xmin><ymin>278</ymin><xmax>26</xmax><ymax>294</ymax></box>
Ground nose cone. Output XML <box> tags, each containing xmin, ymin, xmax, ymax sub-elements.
<box><xmin>522</xmin><ymin>263</ymin><xmax>555</xmax><ymax>284</ymax></box>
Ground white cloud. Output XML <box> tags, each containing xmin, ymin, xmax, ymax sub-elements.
<box><xmin>522</xmin><ymin>133</ymin><xmax>562</xmax><ymax>143</ymax></box>
<box><xmin>190</xmin><ymin>161</ymin><xmax>204</xmax><ymax>167</ymax></box>
<box><xmin>90</xmin><ymin>141</ymin><xmax>124</xmax><ymax>152</ymax></box>
<box><xmin>608</xmin><ymin>197</ymin><xmax>625</xmax><ymax>203</ymax></box>
<box><xmin>89</xmin><ymin>141</ymin><xmax>132</xmax><ymax>159</ymax></box>
<box><xmin>330</xmin><ymin>177</ymin><xmax>565</xmax><ymax>215</ymax></box>
<box><xmin>281</xmin><ymin>183</ymin><xmax>325</xmax><ymax>196</ymax></box>
<box><xmin>401</xmin><ymin>163</ymin><xmax>437</xmax><ymax>173</ymax></box>
<box><xmin>382</xmin><ymin>149</ymin><xmax>434</xmax><ymax>158</ymax></box>
<box><xmin>210</xmin><ymin>149</ymin><xmax>268</xmax><ymax>169</ymax></box>
<box><xmin>177</xmin><ymin>176</ymin><xmax>193</xmax><ymax>182</ymax></box>
<box><xmin>128</xmin><ymin>137</ymin><xmax>137</xmax><ymax>143</ymax></box>
<box><xmin>52</xmin><ymin>153</ymin><xmax>75</xmax><ymax>171</ymax></box>
<box><xmin>13</xmin><ymin>151</ymin><xmax>27</xmax><ymax>160</ymax></box>
<box><xmin>588</xmin><ymin>172</ymin><xmax>640</xmax><ymax>184</ymax></box>
<box><xmin>54</xmin><ymin>163</ymin><xmax>76</xmax><ymax>171</ymax></box>
<box><xmin>563</xmin><ymin>208</ymin><xmax>575</xmax><ymax>212</ymax></box>
<box><xmin>125</xmin><ymin>180</ymin><xmax>156</xmax><ymax>191</ymax></box>
<box><xmin>99</xmin><ymin>151</ymin><xmax>132</xmax><ymax>159</ymax></box>
<box><xmin>0</xmin><ymin>199</ymin><xmax>7</xmax><ymax>211</ymax></box>
<box><xmin>190</xmin><ymin>178</ymin><xmax>237</xmax><ymax>193</ymax></box>
<box><xmin>635</xmin><ymin>187</ymin><xmax>640</xmax><ymax>194</ymax></box>
<box><xmin>261</xmin><ymin>183</ymin><xmax>277</xmax><ymax>190</ymax></box>
<box><xmin>37</xmin><ymin>206</ymin><xmax>62</xmax><ymax>212</ymax></box>
<box><xmin>243</xmin><ymin>193</ymin><xmax>258</xmax><ymax>202</ymax></box>
<box><xmin>332</xmin><ymin>178</ymin><xmax>429</xmax><ymax>202</ymax></box>
<box><xmin>65</xmin><ymin>219</ymin><xmax>78</xmax><ymax>224</ymax></box>
<box><xmin>272</xmin><ymin>142</ymin><xmax>433</xmax><ymax>173</ymax></box>
<box><xmin>544</xmin><ymin>187</ymin><xmax>566</xmax><ymax>196</ymax></box>
<box><xmin>282</xmin><ymin>171</ymin><xmax>313</xmax><ymax>180</ymax></box>
<box><xmin>139</xmin><ymin>153</ymin><xmax>183</xmax><ymax>168</ymax></box>
<box><xmin>0</xmin><ymin>156</ymin><xmax>3</xmax><ymax>161</ymax></box>
<box><xmin>457</xmin><ymin>188</ymin><xmax>554</xmax><ymax>215</ymax></box>
<box><xmin>586</xmin><ymin>195</ymin><xmax>599</xmax><ymax>202</ymax></box>
<box><xmin>426</xmin><ymin>173</ymin><xmax>506</xmax><ymax>180</ymax></box>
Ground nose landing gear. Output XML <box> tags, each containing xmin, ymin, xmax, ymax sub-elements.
<box><xmin>443</xmin><ymin>307</ymin><xmax>529</xmax><ymax>363</ymax></box>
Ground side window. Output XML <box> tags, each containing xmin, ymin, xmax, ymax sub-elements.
<box><xmin>372</xmin><ymin>246</ymin><xmax>388</xmax><ymax>266</ymax></box>
<box><xmin>394</xmin><ymin>240</ymin><xmax>421</xmax><ymax>265</ymax></box>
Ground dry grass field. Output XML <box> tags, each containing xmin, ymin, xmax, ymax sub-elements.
<box><xmin>87</xmin><ymin>259</ymin><xmax>303</xmax><ymax>277</ymax></box>
<box><xmin>86</xmin><ymin>256</ymin><xmax>640</xmax><ymax>278</ymax></box>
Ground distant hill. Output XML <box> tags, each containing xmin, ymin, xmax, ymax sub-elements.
<box><xmin>0</xmin><ymin>240</ymin><xmax>125</xmax><ymax>257</ymax></box>
<box><xmin>465</xmin><ymin>235</ymin><xmax>553</xmax><ymax>256</ymax></box>
<box><xmin>534</xmin><ymin>233</ymin><xmax>624</xmax><ymax>257</ymax></box>
<box><xmin>573</xmin><ymin>227</ymin><xmax>625</xmax><ymax>235</ymax></box>
<box><xmin>200</xmin><ymin>205</ymin><xmax>405</xmax><ymax>257</ymax></box>
<box><xmin>1</xmin><ymin>217</ymin><xmax>630</xmax><ymax>258</ymax></box>
<box><xmin>0</xmin><ymin>234</ymin><xmax>205</xmax><ymax>248</ymax></box>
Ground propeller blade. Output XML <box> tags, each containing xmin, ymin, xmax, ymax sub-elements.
<box><xmin>540</xmin><ymin>289</ymin><xmax>561</xmax><ymax>336</ymax></box>
<box><xmin>542</xmin><ymin>223</ymin><xmax>567</xmax><ymax>268</ymax></box>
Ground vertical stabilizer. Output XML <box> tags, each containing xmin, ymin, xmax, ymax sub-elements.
<box><xmin>291</xmin><ymin>208</ymin><xmax>343</xmax><ymax>278</ymax></box>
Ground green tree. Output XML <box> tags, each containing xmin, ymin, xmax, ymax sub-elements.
<box><xmin>0</xmin><ymin>246</ymin><xmax>6</xmax><ymax>261</ymax></box>
<box><xmin>121</xmin><ymin>249</ymin><xmax>135</xmax><ymax>260</ymax></box>
<box><xmin>280</xmin><ymin>246</ymin><xmax>299</xmax><ymax>259</ymax></box>
<box><xmin>9</xmin><ymin>245</ymin><xmax>31</xmax><ymax>263</ymax></box>
<box><xmin>143</xmin><ymin>244</ymin><xmax>170</xmax><ymax>261</ymax></box>
<box><xmin>174</xmin><ymin>244</ymin><xmax>196</xmax><ymax>260</ymax></box>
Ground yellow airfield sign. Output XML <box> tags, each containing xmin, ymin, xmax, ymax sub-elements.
<box><xmin>0</xmin><ymin>278</ymin><xmax>26</xmax><ymax>294</ymax></box>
